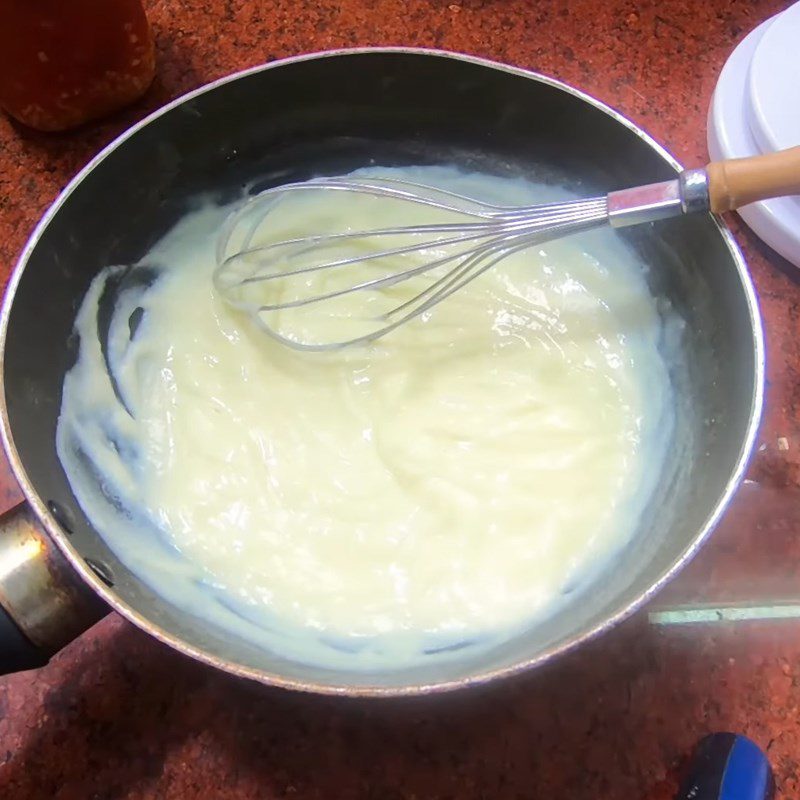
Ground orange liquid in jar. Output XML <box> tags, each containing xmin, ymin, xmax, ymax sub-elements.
<box><xmin>0</xmin><ymin>0</ymin><xmax>155</xmax><ymax>132</ymax></box>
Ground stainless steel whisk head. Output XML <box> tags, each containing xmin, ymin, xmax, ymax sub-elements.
<box><xmin>213</xmin><ymin>171</ymin><xmax>711</xmax><ymax>351</ymax></box>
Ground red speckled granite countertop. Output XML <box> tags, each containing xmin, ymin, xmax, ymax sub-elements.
<box><xmin>1</xmin><ymin>0</ymin><xmax>799</xmax><ymax>797</ymax></box>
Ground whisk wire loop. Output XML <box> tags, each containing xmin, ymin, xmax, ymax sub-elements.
<box><xmin>213</xmin><ymin>177</ymin><xmax>611</xmax><ymax>350</ymax></box>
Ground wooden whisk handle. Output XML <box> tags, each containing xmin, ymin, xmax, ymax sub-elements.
<box><xmin>706</xmin><ymin>145</ymin><xmax>800</xmax><ymax>213</ymax></box>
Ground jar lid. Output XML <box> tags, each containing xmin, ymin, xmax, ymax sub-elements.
<box><xmin>707</xmin><ymin>2</ymin><xmax>800</xmax><ymax>267</ymax></box>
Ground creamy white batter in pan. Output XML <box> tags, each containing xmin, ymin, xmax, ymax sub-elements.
<box><xmin>56</xmin><ymin>166</ymin><xmax>676</xmax><ymax>669</ymax></box>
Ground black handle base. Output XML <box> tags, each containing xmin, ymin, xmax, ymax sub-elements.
<box><xmin>0</xmin><ymin>601</ymin><xmax>48</xmax><ymax>673</ymax></box>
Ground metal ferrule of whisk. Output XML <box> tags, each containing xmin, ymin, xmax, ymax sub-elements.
<box><xmin>607</xmin><ymin>168</ymin><xmax>710</xmax><ymax>227</ymax></box>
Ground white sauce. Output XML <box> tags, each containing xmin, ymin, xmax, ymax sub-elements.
<box><xmin>56</xmin><ymin>166</ymin><xmax>676</xmax><ymax>670</ymax></box>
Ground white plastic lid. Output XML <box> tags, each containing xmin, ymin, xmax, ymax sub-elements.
<box><xmin>748</xmin><ymin>2</ymin><xmax>800</xmax><ymax>154</ymax></box>
<box><xmin>707</xmin><ymin>1</ymin><xmax>800</xmax><ymax>267</ymax></box>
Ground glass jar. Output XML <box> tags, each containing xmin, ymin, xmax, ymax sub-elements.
<box><xmin>0</xmin><ymin>0</ymin><xmax>156</xmax><ymax>132</ymax></box>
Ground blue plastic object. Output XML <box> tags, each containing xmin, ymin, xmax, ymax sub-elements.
<box><xmin>676</xmin><ymin>733</ymin><xmax>775</xmax><ymax>800</ymax></box>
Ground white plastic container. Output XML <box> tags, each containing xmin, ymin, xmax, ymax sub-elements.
<box><xmin>707</xmin><ymin>1</ymin><xmax>800</xmax><ymax>267</ymax></box>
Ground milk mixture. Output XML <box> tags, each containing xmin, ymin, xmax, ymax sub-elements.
<box><xmin>57</xmin><ymin>166</ymin><xmax>676</xmax><ymax>669</ymax></box>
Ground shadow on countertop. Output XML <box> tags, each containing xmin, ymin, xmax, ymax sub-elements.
<box><xmin>2</xmin><ymin>607</ymin><xmax>775</xmax><ymax>800</ymax></box>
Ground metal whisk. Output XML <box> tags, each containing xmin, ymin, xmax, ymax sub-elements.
<box><xmin>213</xmin><ymin>147</ymin><xmax>800</xmax><ymax>351</ymax></box>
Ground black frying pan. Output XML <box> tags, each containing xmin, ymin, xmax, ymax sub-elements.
<box><xmin>0</xmin><ymin>50</ymin><xmax>763</xmax><ymax>695</ymax></box>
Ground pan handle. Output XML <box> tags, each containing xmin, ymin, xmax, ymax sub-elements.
<box><xmin>0</xmin><ymin>502</ymin><xmax>109</xmax><ymax>675</ymax></box>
